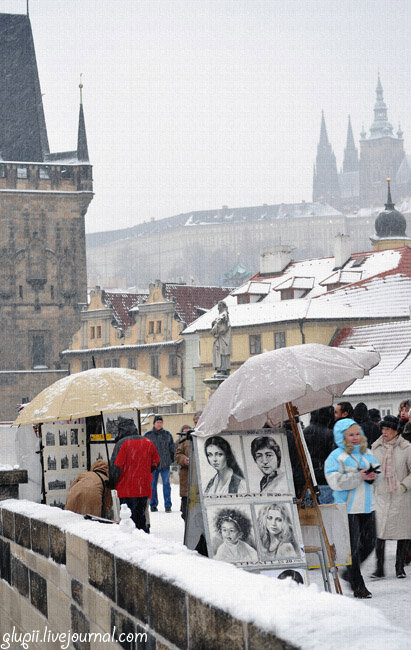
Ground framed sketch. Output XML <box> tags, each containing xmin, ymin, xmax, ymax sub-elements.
<box><xmin>190</xmin><ymin>429</ymin><xmax>307</xmax><ymax>573</ymax></box>
<box><xmin>205</xmin><ymin>504</ymin><xmax>259</xmax><ymax>566</ymax></box>
<box><xmin>244</xmin><ymin>431</ymin><xmax>294</xmax><ymax>497</ymax></box>
<box><xmin>254</xmin><ymin>501</ymin><xmax>303</xmax><ymax>561</ymax></box>
<box><xmin>196</xmin><ymin>434</ymin><xmax>247</xmax><ymax>497</ymax></box>
<box><xmin>41</xmin><ymin>418</ymin><xmax>86</xmax><ymax>506</ymax></box>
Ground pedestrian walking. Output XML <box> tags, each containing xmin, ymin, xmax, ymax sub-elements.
<box><xmin>325</xmin><ymin>418</ymin><xmax>379</xmax><ymax>598</ymax></box>
<box><xmin>109</xmin><ymin>418</ymin><xmax>159</xmax><ymax>531</ymax></box>
<box><xmin>175</xmin><ymin>424</ymin><xmax>192</xmax><ymax>520</ymax></box>
<box><xmin>371</xmin><ymin>415</ymin><xmax>411</xmax><ymax>579</ymax></box>
<box><xmin>144</xmin><ymin>415</ymin><xmax>175</xmax><ymax>512</ymax></box>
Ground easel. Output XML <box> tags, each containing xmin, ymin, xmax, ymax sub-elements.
<box><xmin>286</xmin><ymin>402</ymin><xmax>342</xmax><ymax>594</ymax></box>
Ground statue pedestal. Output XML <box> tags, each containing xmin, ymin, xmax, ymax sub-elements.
<box><xmin>203</xmin><ymin>373</ymin><xmax>228</xmax><ymax>401</ymax></box>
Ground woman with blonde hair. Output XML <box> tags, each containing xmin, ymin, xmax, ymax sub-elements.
<box><xmin>325</xmin><ymin>418</ymin><xmax>379</xmax><ymax>599</ymax></box>
<box><xmin>257</xmin><ymin>503</ymin><xmax>298</xmax><ymax>558</ymax></box>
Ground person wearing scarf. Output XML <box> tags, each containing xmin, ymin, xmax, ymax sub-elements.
<box><xmin>371</xmin><ymin>415</ymin><xmax>411</xmax><ymax>579</ymax></box>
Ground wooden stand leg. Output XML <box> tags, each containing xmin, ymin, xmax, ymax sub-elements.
<box><xmin>286</xmin><ymin>402</ymin><xmax>342</xmax><ymax>595</ymax></box>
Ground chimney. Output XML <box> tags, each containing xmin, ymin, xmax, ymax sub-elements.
<box><xmin>333</xmin><ymin>233</ymin><xmax>351</xmax><ymax>269</ymax></box>
<box><xmin>260</xmin><ymin>245</ymin><xmax>293</xmax><ymax>274</ymax></box>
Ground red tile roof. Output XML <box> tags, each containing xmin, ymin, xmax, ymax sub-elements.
<box><xmin>163</xmin><ymin>284</ymin><xmax>232</xmax><ymax>326</ymax></box>
<box><xmin>102</xmin><ymin>291</ymin><xmax>147</xmax><ymax>329</ymax></box>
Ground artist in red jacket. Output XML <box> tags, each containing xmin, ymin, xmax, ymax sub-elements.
<box><xmin>109</xmin><ymin>418</ymin><xmax>159</xmax><ymax>531</ymax></box>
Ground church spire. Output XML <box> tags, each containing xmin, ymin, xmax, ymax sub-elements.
<box><xmin>342</xmin><ymin>115</ymin><xmax>358</xmax><ymax>173</ymax></box>
<box><xmin>77</xmin><ymin>77</ymin><xmax>89</xmax><ymax>162</ymax></box>
<box><xmin>312</xmin><ymin>111</ymin><xmax>340</xmax><ymax>206</ymax></box>
<box><xmin>368</xmin><ymin>74</ymin><xmax>393</xmax><ymax>139</ymax></box>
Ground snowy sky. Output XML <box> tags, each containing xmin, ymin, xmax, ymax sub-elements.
<box><xmin>1</xmin><ymin>0</ymin><xmax>410</xmax><ymax>234</ymax></box>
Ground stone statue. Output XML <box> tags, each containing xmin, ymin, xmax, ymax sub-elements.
<box><xmin>211</xmin><ymin>301</ymin><xmax>231</xmax><ymax>376</ymax></box>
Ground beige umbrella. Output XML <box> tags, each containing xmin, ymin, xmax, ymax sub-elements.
<box><xmin>13</xmin><ymin>367</ymin><xmax>185</xmax><ymax>426</ymax></box>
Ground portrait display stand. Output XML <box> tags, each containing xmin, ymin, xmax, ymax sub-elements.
<box><xmin>285</xmin><ymin>402</ymin><xmax>342</xmax><ymax>594</ymax></box>
<box><xmin>186</xmin><ymin>429</ymin><xmax>309</xmax><ymax>581</ymax></box>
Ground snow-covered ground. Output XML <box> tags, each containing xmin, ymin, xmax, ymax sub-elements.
<box><xmin>151</xmin><ymin>485</ymin><xmax>411</xmax><ymax>636</ymax></box>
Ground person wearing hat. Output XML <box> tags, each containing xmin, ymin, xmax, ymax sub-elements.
<box><xmin>371</xmin><ymin>414</ymin><xmax>411</xmax><ymax>579</ymax></box>
<box><xmin>144</xmin><ymin>415</ymin><xmax>175</xmax><ymax>512</ymax></box>
<box><xmin>325</xmin><ymin>418</ymin><xmax>379</xmax><ymax>598</ymax></box>
<box><xmin>175</xmin><ymin>425</ymin><xmax>193</xmax><ymax>521</ymax></box>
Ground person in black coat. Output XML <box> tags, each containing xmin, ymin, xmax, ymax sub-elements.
<box><xmin>302</xmin><ymin>407</ymin><xmax>335</xmax><ymax>504</ymax></box>
<box><xmin>353</xmin><ymin>403</ymin><xmax>380</xmax><ymax>446</ymax></box>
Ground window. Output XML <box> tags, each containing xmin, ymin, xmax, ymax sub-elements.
<box><xmin>21</xmin><ymin>397</ymin><xmax>29</xmax><ymax>404</ymax></box>
<box><xmin>39</xmin><ymin>166</ymin><xmax>50</xmax><ymax>179</ymax></box>
<box><xmin>237</xmin><ymin>294</ymin><xmax>250</xmax><ymax>304</ymax></box>
<box><xmin>0</xmin><ymin>164</ymin><xmax>6</xmax><ymax>178</ymax></box>
<box><xmin>111</xmin><ymin>358</ymin><xmax>120</xmax><ymax>367</ymax></box>
<box><xmin>150</xmin><ymin>355</ymin><xmax>160</xmax><ymax>378</ymax></box>
<box><xmin>50</xmin><ymin>285</ymin><xmax>54</xmax><ymax>300</ymax></box>
<box><xmin>103</xmin><ymin>358</ymin><xmax>111</xmax><ymax>368</ymax></box>
<box><xmin>19</xmin><ymin>285</ymin><xmax>23</xmax><ymax>299</ymax></box>
<box><xmin>96</xmin><ymin>326</ymin><xmax>102</xmax><ymax>338</ymax></box>
<box><xmin>274</xmin><ymin>332</ymin><xmax>286</xmax><ymax>349</ymax></box>
<box><xmin>380</xmin><ymin>407</ymin><xmax>392</xmax><ymax>417</ymax></box>
<box><xmin>128</xmin><ymin>357</ymin><xmax>137</xmax><ymax>369</ymax></box>
<box><xmin>148</xmin><ymin>321</ymin><xmax>154</xmax><ymax>334</ymax></box>
<box><xmin>169</xmin><ymin>354</ymin><xmax>179</xmax><ymax>377</ymax></box>
<box><xmin>156</xmin><ymin>320</ymin><xmax>162</xmax><ymax>333</ymax></box>
<box><xmin>17</xmin><ymin>166</ymin><xmax>28</xmax><ymax>179</ymax></box>
<box><xmin>249</xmin><ymin>334</ymin><xmax>261</xmax><ymax>355</ymax></box>
<box><xmin>61</xmin><ymin>166</ymin><xmax>73</xmax><ymax>179</ymax></box>
<box><xmin>90</xmin><ymin>326</ymin><xmax>95</xmax><ymax>339</ymax></box>
<box><xmin>81</xmin><ymin>359</ymin><xmax>89</xmax><ymax>371</ymax></box>
<box><xmin>281</xmin><ymin>289</ymin><xmax>294</xmax><ymax>300</ymax></box>
<box><xmin>32</xmin><ymin>334</ymin><xmax>46</xmax><ymax>367</ymax></box>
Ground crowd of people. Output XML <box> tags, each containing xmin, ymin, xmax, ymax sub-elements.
<box><xmin>63</xmin><ymin>398</ymin><xmax>411</xmax><ymax>599</ymax></box>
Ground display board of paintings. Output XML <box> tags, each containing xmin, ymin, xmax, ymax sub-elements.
<box><xmin>42</xmin><ymin>419</ymin><xmax>87</xmax><ymax>508</ymax></box>
<box><xmin>191</xmin><ymin>429</ymin><xmax>308</xmax><ymax>577</ymax></box>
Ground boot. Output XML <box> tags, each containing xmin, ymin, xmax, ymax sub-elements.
<box><xmin>370</xmin><ymin>538</ymin><xmax>385</xmax><ymax>578</ymax></box>
<box><xmin>396</xmin><ymin>540</ymin><xmax>407</xmax><ymax>578</ymax></box>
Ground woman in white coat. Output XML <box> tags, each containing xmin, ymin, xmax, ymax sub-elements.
<box><xmin>371</xmin><ymin>415</ymin><xmax>411</xmax><ymax>579</ymax></box>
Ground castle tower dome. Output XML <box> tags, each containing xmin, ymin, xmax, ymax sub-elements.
<box><xmin>370</xmin><ymin>179</ymin><xmax>411</xmax><ymax>250</ymax></box>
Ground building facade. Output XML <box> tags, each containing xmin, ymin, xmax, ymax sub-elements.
<box><xmin>62</xmin><ymin>282</ymin><xmax>230</xmax><ymax>404</ymax></box>
<box><xmin>183</xmin><ymin>196</ymin><xmax>411</xmax><ymax>409</ymax></box>
<box><xmin>0</xmin><ymin>13</ymin><xmax>93</xmax><ymax>420</ymax></box>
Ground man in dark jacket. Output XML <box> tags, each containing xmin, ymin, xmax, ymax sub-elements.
<box><xmin>109</xmin><ymin>418</ymin><xmax>159</xmax><ymax>531</ymax></box>
<box><xmin>353</xmin><ymin>402</ymin><xmax>381</xmax><ymax>446</ymax></box>
<box><xmin>144</xmin><ymin>415</ymin><xmax>175</xmax><ymax>512</ymax></box>
<box><xmin>302</xmin><ymin>407</ymin><xmax>335</xmax><ymax>503</ymax></box>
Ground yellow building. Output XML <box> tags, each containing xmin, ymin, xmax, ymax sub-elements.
<box><xmin>184</xmin><ymin>224</ymin><xmax>411</xmax><ymax>409</ymax></box>
<box><xmin>62</xmin><ymin>281</ymin><xmax>230</xmax><ymax>402</ymax></box>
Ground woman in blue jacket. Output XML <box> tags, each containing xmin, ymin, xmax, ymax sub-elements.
<box><xmin>325</xmin><ymin>418</ymin><xmax>379</xmax><ymax>598</ymax></box>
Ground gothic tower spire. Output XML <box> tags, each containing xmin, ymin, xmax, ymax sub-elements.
<box><xmin>312</xmin><ymin>111</ymin><xmax>340</xmax><ymax>206</ymax></box>
<box><xmin>77</xmin><ymin>78</ymin><xmax>89</xmax><ymax>162</ymax></box>
<box><xmin>369</xmin><ymin>73</ymin><xmax>393</xmax><ymax>139</ymax></box>
<box><xmin>342</xmin><ymin>115</ymin><xmax>359</xmax><ymax>173</ymax></box>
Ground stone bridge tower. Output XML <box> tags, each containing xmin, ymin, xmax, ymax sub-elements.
<box><xmin>0</xmin><ymin>12</ymin><xmax>93</xmax><ymax>419</ymax></box>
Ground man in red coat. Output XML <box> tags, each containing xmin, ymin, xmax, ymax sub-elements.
<box><xmin>109</xmin><ymin>418</ymin><xmax>159</xmax><ymax>531</ymax></box>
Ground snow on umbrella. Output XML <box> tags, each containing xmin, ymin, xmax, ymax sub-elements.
<box><xmin>13</xmin><ymin>367</ymin><xmax>185</xmax><ymax>426</ymax></box>
<box><xmin>196</xmin><ymin>343</ymin><xmax>380</xmax><ymax>437</ymax></box>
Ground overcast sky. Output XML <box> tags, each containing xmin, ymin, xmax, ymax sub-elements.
<box><xmin>1</xmin><ymin>0</ymin><xmax>410</xmax><ymax>233</ymax></box>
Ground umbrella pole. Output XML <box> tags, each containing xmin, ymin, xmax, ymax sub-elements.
<box><xmin>137</xmin><ymin>409</ymin><xmax>142</xmax><ymax>435</ymax></box>
<box><xmin>100</xmin><ymin>411</ymin><xmax>110</xmax><ymax>465</ymax></box>
<box><xmin>286</xmin><ymin>401</ymin><xmax>342</xmax><ymax>595</ymax></box>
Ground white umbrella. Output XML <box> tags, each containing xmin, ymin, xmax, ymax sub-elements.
<box><xmin>14</xmin><ymin>367</ymin><xmax>185</xmax><ymax>426</ymax></box>
<box><xmin>196</xmin><ymin>343</ymin><xmax>380</xmax><ymax>437</ymax></box>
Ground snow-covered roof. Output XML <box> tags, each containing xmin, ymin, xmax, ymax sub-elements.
<box><xmin>232</xmin><ymin>281</ymin><xmax>271</xmax><ymax>296</ymax></box>
<box><xmin>334</xmin><ymin>320</ymin><xmax>411</xmax><ymax>396</ymax></box>
<box><xmin>183</xmin><ymin>247</ymin><xmax>411</xmax><ymax>333</ymax></box>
